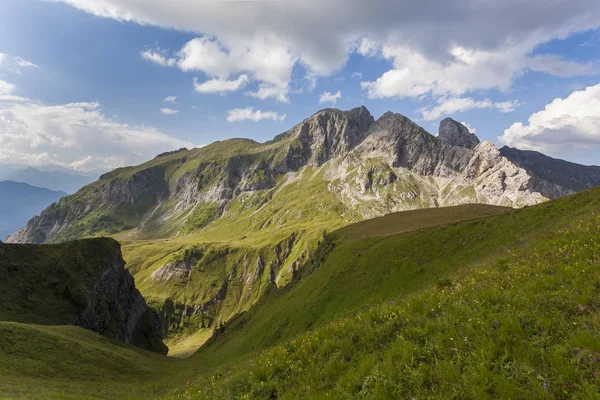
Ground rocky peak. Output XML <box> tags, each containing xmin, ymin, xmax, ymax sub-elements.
<box><xmin>278</xmin><ymin>106</ymin><xmax>375</xmax><ymax>167</ymax></box>
<box><xmin>438</xmin><ymin>118</ymin><xmax>480</xmax><ymax>149</ymax></box>
<box><xmin>353</xmin><ymin>112</ymin><xmax>474</xmax><ymax>177</ymax></box>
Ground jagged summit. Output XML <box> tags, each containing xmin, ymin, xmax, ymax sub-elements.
<box><xmin>438</xmin><ymin>118</ymin><xmax>481</xmax><ymax>149</ymax></box>
<box><xmin>8</xmin><ymin>105</ymin><xmax>596</xmax><ymax>248</ymax></box>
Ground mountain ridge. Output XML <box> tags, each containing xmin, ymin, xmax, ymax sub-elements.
<box><xmin>6</xmin><ymin>106</ymin><xmax>599</xmax><ymax>351</ymax></box>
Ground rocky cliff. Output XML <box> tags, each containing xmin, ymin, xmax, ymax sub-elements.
<box><xmin>6</xmin><ymin>108</ymin><xmax>583</xmax><ymax>246</ymax></box>
<box><xmin>0</xmin><ymin>238</ymin><xmax>167</xmax><ymax>354</ymax></box>
<box><xmin>499</xmin><ymin>146</ymin><xmax>600</xmax><ymax>192</ymax></box>
<box><xmin>438</xmin><ymin>117</ymin><xmax>481</xmax><ymax>149</ymax></box>
<box><xmin>6</xmin><ymin>107</ymin><xmax>597</xmax><ymax>346</ymax></box>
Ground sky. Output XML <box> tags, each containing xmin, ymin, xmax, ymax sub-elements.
<box><xmin>0</xmin><ymin>0</ymin><xmax>599</xmax><ymax>174</ymax></box>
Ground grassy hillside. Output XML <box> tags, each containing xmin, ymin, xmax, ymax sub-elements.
<box><xmin>169</xmin><ymin>187</ymin><xmax>600</xmax><ymax>398</ymax></box>
<box><xmin>3</xmin><ymin>188</ymin><xmax>600</xmax><ymax>398</ymax></box>
<box><xmin>0</xmin><ymin>322</ymin><xmax>173</xmax><ymax>399</ymax></box>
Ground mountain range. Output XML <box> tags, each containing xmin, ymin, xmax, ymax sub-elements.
<box><xmin>9</xmin><ymin>107</ymin><xmax>599</xmax><ymax>246</ymax></box>
<box><xmin>0</xmin><ymin>167</ymin><xmax>96</xmax><ymax>194</ymax></box>
<box><xmin>0</xmin><ymin>181</ymin><xmax>67</xmax><ymax>241</ymax></box>
<box><xmin>6</xmin><ymin>106</ymin><xmax>600</xmax><ymax>358</ymax></box>
<box><xmin>2</xmin><ymin>106</ymin><xmax>600</xmax><ymax>398</ymax></box>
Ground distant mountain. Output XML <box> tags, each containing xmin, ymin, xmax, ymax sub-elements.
<box><xmin>0</xmin><ymin>181</ymin><xmax>67</xmax><ymax>240</ymax></box>
<box><xmin>499</xmin><ymin>146</ymin><xmax>600</xmax><ymax>192</ymax></box>
<box><xmin>4</xmin><ymin>167</ymin><xmax>96</xmax><ymax>194</ymax></box>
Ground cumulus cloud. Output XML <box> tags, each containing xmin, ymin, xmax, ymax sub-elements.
<box><xmin>227</xmin><ymin>107</ymin><xmax>286</xmax><ymax>122</ymax></box>
<box><xmin>319</xmin><ymin>90</ymin><xmax>342</xmax><ymax>104</ymax></box>
<box><xmin>57</xmin><ymin>0</ymin><xmax>600</xmax><ymax>106</ymax></box>
<box><xmin>163</xmin><ymin>96</ymin><xmax>177</xmax><ymax>102</ymax></box>
<box><xmin>160</xmin><ymin>108</ymin><xmax>178</xmax><ymax>115</ymax></box>
<box><xmin>193</xmin><ymin>74</ymin><xmax>249</xmax><ymax>93</ymax></box>
<box><xmin>141</xmin><ymin>49</ymin><xmax>176</xmax><ymax>67</ymax></box>
<box><xmin>420</xmin><ymin>97</ymin><xmax>520</xmax><ymax>120</ymax></box>
<box><xmin>0</xmin><ymin>80</ymin><xmax>193</xmax><ymax>173</ymax></box>
<box><xmin>143</xmin><ymin>36</ymin><xmax>295</xmax><ymax>101</ymax></box>
<box><xmin>499</xmin><ymin>83</ymin><xmax>600</xmax><ymax>153</ymax></box>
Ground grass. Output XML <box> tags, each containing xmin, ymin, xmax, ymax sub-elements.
<box><xmin>4</xmin><ymin>187</ymin><xmax>600</xmax><ymax>398</ymax></box>
<box><xmin>0</xmin><ymin>322</ymin><xmax>174</xmax><ymax>399</ymax></box>
<box><xmin>169</xmin><ymin>188</ymin><xmax>600</xmax><ymax>399</ymax></box>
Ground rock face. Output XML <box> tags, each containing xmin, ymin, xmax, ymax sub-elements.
<box><xmin>6</xmin><ymin>106</ymin><xmax>595</xmax><ymax>246</ymax></box>
<box><xmin>7</xmin><ymin>106</ymin><xmax>598</xmax><ymax>344</ymax></box>
<box><xmin>75</xmin><ymin>243</ymin><xmax>168</xmax><ymax>354</ymax></box>
<box><xmin>0</xmin><ymin>238</ymin><xmax>167</xmax><ymax>354</ymax></box>
<box><xmin>499</xmin><ymin>146</ymin><xmax>600</xmax><ymax>192</ymax></box>
<box><xmin>438</xmin><ymin>118</ymin><xmax>481</xmax><ymax>149</ymax></box>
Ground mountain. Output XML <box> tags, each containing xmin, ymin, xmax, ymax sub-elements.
<box><xmin>0</xmin><ymin>181</ymin><xmax>67</xmax><ymax>240</ymax></box>
<box><xmin>0</xmin><ymin>238</ymin><xmax>167</xmax><ymax>354</ymax></box>
<box><xmin>438</xmin><ymin>117</ymin><xmax>480</xmax><ymax>149</ymax></box>
<box><xmin>2</xmin><ymin>185</ymin><xmax>600</xmax><ymax>398</ymax></box>
<box><xmin>7</xmin><ymin>107</ymin><xmax>580</xmax><ymax>246</ymax></box>
<box><xmin>499</xmin><ymin>146</ymin><xmax>600</xmax><ymax>192</ymax></box>
<box><xmin>4</xmin><ymin>167</ymin><xmax>96</xmax><ymax>194</ymax></box>
<box><xmin>6</xmin><ymin>106</ymin><xmax>598</xmax><ymax>356</ymax></box>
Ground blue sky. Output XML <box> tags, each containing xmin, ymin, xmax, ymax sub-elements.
<box><xmin>0</xmin><ymin>0</ymin><xmax>599</xmax><ymax>173</ymax></box>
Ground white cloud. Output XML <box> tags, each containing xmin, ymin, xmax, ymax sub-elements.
<box><xmin>141</xmin><ymin>49</ymin><xmax>176</xmax><ymax>67</ymax></box>
<box><xmin>460</xmin><ymin>121</ymin><xmax>476</xmax><ymax>134</ymax></box>
<box><xmin>0</xmin><ymin>80</ymin><xmax>192</xmax><ymax>173</ymax></box>
<box><xmin>160</xmin><ymin>108</ymin><xmax>179</xmax><ymax>115</ymax></box>
<box><xmin>14</xmin><ymin>57</ymin><xmax>38</xmax><ymax>69</ymax></box>
<box><xmin>0</xmin><ymin>53</ymin><xmax>39</xmax><ymax>73</ymax></box>
<box><xmin>144</xmin><ymin>36</ymin><xmax>295</xmax><ymax>101</ymax></box>
<box><xmin>319</xmin><ymin>90</ymin><xmax>342</xmax><ymax>104</ymax></box>
<box><xmin>499</xmin><ymin>83</ymin><xmax>600</xmax><ymax>153</ymax></box>
<box><xmin>53</xmin><ymin>1</ymin><xmax>600</xmax><ymax>107</ymax></box>
<box><xmin>163</xmin><ymin>96</ymin><xmax>177</xmax><ymax>102</ymax></box>
<box><xmin>356</xmin><ymin>37</ymin><xmax>378</xmax><ymax>57</ymax></box>
<box><xmin>193</xmin><ymin>74</ymin><xmax>249</xmax><ymax>93</ymax></box>
<box><xmin>526</xmin><ymin>54</ymin><xmax>599</xmax><ymax>77</ymax></box>
<box><xmin>247</xmin><ymin>85</ymin><xmax>290</xmax><ymax>103</ymax></box>
<box><xmin>420</xmin><ymin>97</ymin><xmax>520</xmax><ymax>120</ymax></box>
<box><xmin>227</xmin><ymin>107</ymin><xmax>286</xmax><ymax>122</ymax></box>
<box><xmin>351</xmin><ymin>72</ymin><xmax>363</xmax><ymax>79</ymax></box>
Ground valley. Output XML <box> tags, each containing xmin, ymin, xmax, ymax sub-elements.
<box><xmin>1</xmin><ymin>108</ymin><xmax>599</xmax><ymax>399</ymax></box>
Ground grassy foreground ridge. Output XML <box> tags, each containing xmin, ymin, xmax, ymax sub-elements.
<box><xmin>1</xmin><ymin>188</ymin><xmax>599</xmax><ymax>398</ymax></box>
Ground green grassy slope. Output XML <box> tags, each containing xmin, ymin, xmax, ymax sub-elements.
<box><xmin>170</xmin><ymin>188</ymin><xmax>600</xmax><ymax>398</ymax></box>
<box><xmin>0</xmin><ymin>322</ymin><xmax>173</xmax><ymax>400</ymax></box>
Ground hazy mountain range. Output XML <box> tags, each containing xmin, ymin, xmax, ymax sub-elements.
<box><xmin>0</xmin><ymin>167</ymin><xmax>96</xmax><ymax>194</ymax></box>
<box><xmin>0</xmin><ymin>181</ymin><xmax>66</xmax><ymax>241</ymax></box>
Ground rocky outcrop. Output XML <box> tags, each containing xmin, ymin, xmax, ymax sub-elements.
<box><xmin>500</xmin><ymin>146</ymin><xmax>600</xmax><ymax>192</ymax></box>
<box><xmin>0</xmin><ymin>238</ymin><xmax>167</xmax><ymax>354</ymax></box>
<box><xmin>75</xmin><ymin>243</ymin><xmax>168</xmax><ymax>354</ymax></box>
<box><xmin>7</xmin><ymin>106</ymin><xmax>598</xmax><ymax>246</ymax></box>
<box><xmin>274</xmin><ymin>106</ymin><xmax>375</xmax><ymax>168</ymax></box>
<box><xmin>438</xmin><ymin>118</ymin><xmax>480</xmax><ymax>149</ymax></box>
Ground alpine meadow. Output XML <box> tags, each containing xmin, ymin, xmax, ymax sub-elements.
<box><xmin>1</xmin><ymin>1</ymin><xmax>600</xmax><ymax>399</ymax></box>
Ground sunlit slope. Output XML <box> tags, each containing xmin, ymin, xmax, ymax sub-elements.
<box><xmin>181</xmin><ymin>187</ymin><xmax>600</xmax><ymax>383</ymax></box>
<box><xmin>172</xmin><ymin>188</ymin><xmax>600</xmax><ymax>399</ymax></box>
<box><xmin>120</xmin><ymin>203</ymin><xmax>509</xmax><ymax>351</ymax></box>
